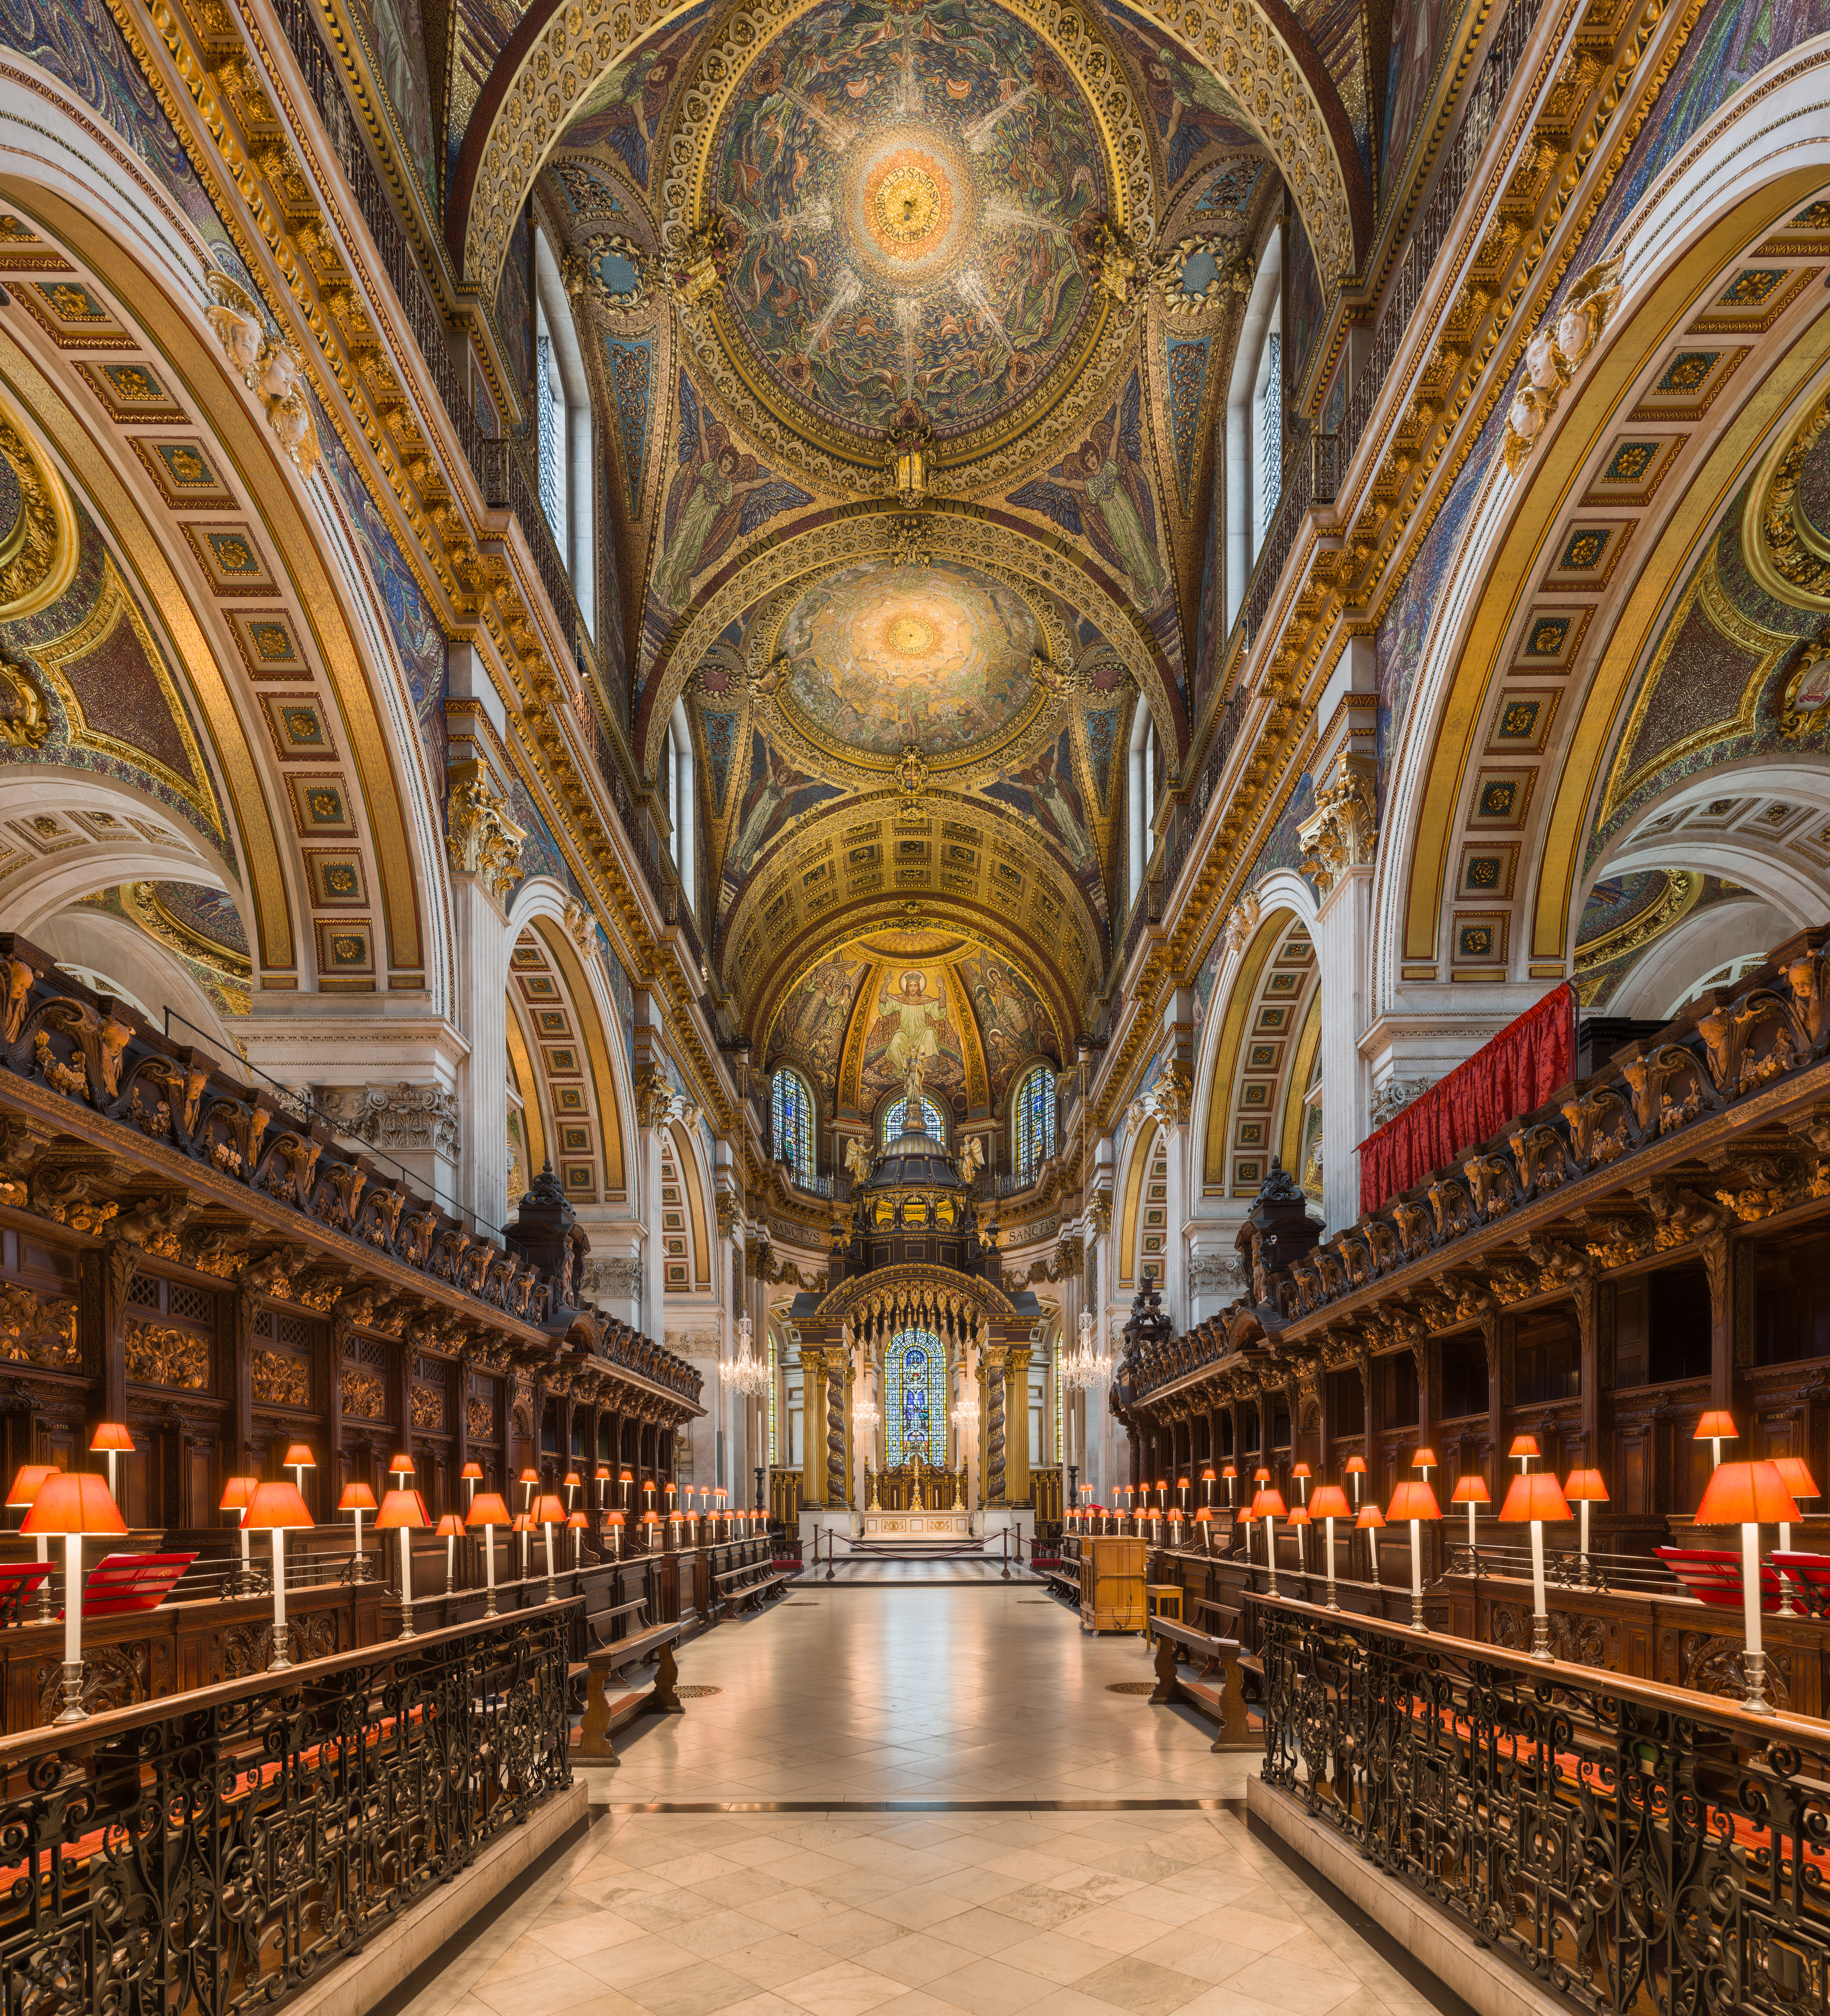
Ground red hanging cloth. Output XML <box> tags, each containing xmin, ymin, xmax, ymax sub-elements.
<box><xmin>1355</xmin><ymin>984</ymin><xmax>1575</xmax><ymax>1218</ymax></box>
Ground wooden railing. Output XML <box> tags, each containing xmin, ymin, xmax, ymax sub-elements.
<box><xmin>1032</xmin><ymin>1465</ymin><xmax>1063</xmax><ymax>1526</ymax></box>
<box><xmin>770</xmin><ymin>1471</ymin><xmax>802</xmax><ymax>1527</ymax></box>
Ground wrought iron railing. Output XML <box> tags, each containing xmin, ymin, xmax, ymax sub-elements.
<box><xmin>0</xmin><ymin>1603</ymin><xmax>575</xmax><ymax>2014</ymax></box>
<box><xmin>1261</xmin><ymin>1592</ymin><xmax>1828</xmax><ymax>2016</ymax></box>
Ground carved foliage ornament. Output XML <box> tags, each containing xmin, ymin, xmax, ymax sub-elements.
<box><xmin>447</xmin><ymin>761</ymin><xmax>527</xmax><ymax>902</ymax></box>
<box><xmin>1502</xmin><ymin>253</ymin><xmax>1624</xmax><ymax>476</ymax></box>
<box><xmin>561</xmin><ymin>233</ymin><xmax>658</xmax><ymax>314</ymax></box>
<box><xmin>204</xmin><ymin>271</ymin><xmax>320</xmax><ymax>479</ymax></box>
<box><xmin>1297</xmin><ymin>751</ymin><xmax>1377</xmax><ymax>894</ymax></box>
<box><xmin>1753</xmin><ymin>384</ymin><xmax>1830</xmax><ymax>611</ymax></box>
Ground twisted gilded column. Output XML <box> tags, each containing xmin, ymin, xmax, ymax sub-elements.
<box><xmin>984</xmin><ymin>1344</ymin><xmax>1008</xmax><ymax>1507</ymax></box>
<box><xmin>825</xmin><ymin>1349</ymin><xmax>848</xmax><ymax>1510</ymax></box>
<box><xmin>799</xmin><ymin>1342</ymin><xmax>825</xmax><ymax>1509</ymax></box>
<box><xmin>1005</xmin><ymin>1346</ymin><xmax>1032</xmax><ymax>1508</ymax></box>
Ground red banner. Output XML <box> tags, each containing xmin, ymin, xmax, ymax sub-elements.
<box><xmin>1356</xmin><ymin>984</ymin><xmax>1575</xmax><ymax>1218</ymax></box>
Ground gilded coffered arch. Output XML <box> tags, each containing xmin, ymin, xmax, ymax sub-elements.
<box><xmin>724</xmin><ymin>792</ymin><xmax>1098</xmax><ymax>1065</ymax></box>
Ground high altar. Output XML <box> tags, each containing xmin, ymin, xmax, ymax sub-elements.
<box><xmin>861</xmin><ymin>1457</ymin><xmax>974</xmax><ymax>1543</ymax></box>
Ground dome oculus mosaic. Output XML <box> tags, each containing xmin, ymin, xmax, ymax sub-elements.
<box><xmin>708</xmin><ymin>0</ymin><xmax>1113</xmax><ymax>450</ymax></box>
<box><xmin>775</xmin><ymin>558</ymin><xmax>1042</xmax><ymax>761</ymax></box>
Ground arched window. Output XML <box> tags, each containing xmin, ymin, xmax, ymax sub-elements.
<box><xmin>886</xmin><ymin>1328</ymin><xmax>946</xmax><ymax>1468</ymax></box>
<box><xmin>1011</xmin><ymin>1063</ymin><xmax>1056</xmax><ymax>1185</ymax></box>
<box><xmin>881</xmin><ymin>1094</ymin><xmax>947</xmax><ymax>1145</ymax></box>
<box><xmin>771</xmin><ymin>1068</ymin><xmax>814</xmax><ymax>1183</ymax></box>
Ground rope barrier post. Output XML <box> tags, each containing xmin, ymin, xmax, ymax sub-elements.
<box><xmin>1001</xmin><ymin>1527</ymin><xmax>1010</xmax><ymax>1581</ymax></box>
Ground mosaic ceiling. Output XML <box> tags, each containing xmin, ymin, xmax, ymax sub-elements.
<box><xmin>773</xmin><ymin>558</ymin><xmax>1046</xmax><ymax>764</ymax></box>
<box><xmin>704</xmin><ymin>0</ymin><xmax>1112</xmax><ymax>453</ymax></box>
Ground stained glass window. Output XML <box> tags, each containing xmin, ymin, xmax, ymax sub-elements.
<box><xmin>886</xmin><ymin>1328</ymin><xmax>947</xmax><ymax>1469</ymax></box>
<box><xmin>880</xmin><ymin>1095</ymin><xmax>946</xmax><ymax>1145</ymax></box>
<box><xmin>1012</xmin><ymin>1063</ymin><xmax>1056</xmax><ymax>1185</ymax></box>
<box><xmin>771</xmin><ymin>1068</ymin><xmax>813</xmax><ymax>1183</ymax></box>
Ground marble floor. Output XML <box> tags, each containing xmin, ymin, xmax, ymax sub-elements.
<box><xmin>391</xmin><ymin>1586</ymin><xmax>1446</xmax><ymax>2016</ymax></box>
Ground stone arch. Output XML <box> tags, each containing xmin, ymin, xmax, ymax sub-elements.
<box><xmin>1381</xmin><ymin>51</ymin><xmax>1830</xmax><ymax>1010</ymax></box>
<box><xmin>0</xmin><ymin>105</ymin><xmax>453</xmax><ymax>1009</ymax></box>
<box><xmin>450</xmin><ymin>0</ymin><xmax>1365</xmax><ymax>323</ymax></box>
<box><xmin>504</xmin><ymin>883</ymin><xmax>634</xmax><ymax>1206</ymax></box>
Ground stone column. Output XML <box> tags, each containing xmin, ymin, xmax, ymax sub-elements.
<box><xmin>1295</xmin><ymin>646</ymin><xmax>1377</xmax><ymax>1235</ymax></box>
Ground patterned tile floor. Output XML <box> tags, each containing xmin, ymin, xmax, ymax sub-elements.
<box><xmin>392</xmin><ymin>1587</ymin><xmax>1444</xmax><ymax>2016</ymax></box>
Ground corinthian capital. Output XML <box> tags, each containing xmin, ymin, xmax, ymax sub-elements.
<box><xmin>1298</xmin><ymin>751</ymin><xmax>1378</xmax><ymax>897</ymax></box>
<box><xmin>447</xmin><ymin>761</ymin><xmax>527</xmax><ymax>903</ymax></box>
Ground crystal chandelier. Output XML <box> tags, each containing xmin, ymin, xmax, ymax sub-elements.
<box><xmin>951</xmin><ymin>1391</ymin><xmax>980</xmax><ymax>1434</ymax></box>
<box><xmin>1061</xmin><ymin>1311</ymin><xmax>1113</xmax><ymax>1391</ymax></box>
<box><xmin>721</xmin><ymin>1315</ymin><xmax>770</xmax><ymax>1399</ymax></box>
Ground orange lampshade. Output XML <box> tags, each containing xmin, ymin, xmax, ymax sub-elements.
<box><xmin>374</xmin><ymin>1489</ymin><xmax>426</xmax><ymax>1531</ymax></box>
<box><xmin>1387</xmin><ymin>1481</ymin><xmax>1442</xmax><ymax>1522</ymax></box>
<box><xmin>1250</xmin><ymin>1489</ymin><xmax>1288</xmax><ymax>1519</ymax></box>
<box><xmin>1309</xmin><ymin>1486</ymin><xmax>1351</xmax><ymax>1520</ymax></box>
<box><xmin>435</xmin><ymin>1513</ymin><xmax>467</xmax><ymax>1538</ymax></box>
<box><xmin>1775</xmin><ymin>1457</ymin><xmax>1821</xmax><ymax>1502</ymax></box>
<box><xmin>567</xmin><ymin>1511</ymin><xmax>589</xmax><ymax>1529</ymax></box>
<box><xmin>563</xmin><ymin>1472</ymin><xmax>582</xmax><ymax>1489</ymax></box>
<box><xmin>7</xmin><ymin>1464</ymin><xmax>59</xmax><ymax>1509</ymax></box>
<box><xmin>460</xmin><ymin>1462</ymin><xmax>484</xmax><ymax>1482</ymax></box>
<box><xmin>1200</xmin><ymin>1468</ymin><xmax>1215</xmax><ymax>1481</ymax></box>
<box><xmin>641</xmin><ymin>1511</ymin><xmax>660</xmax><ymax>1525</ymax></box>
<box><xmin>337</xmin><ymin>1483</ymin><xmax>378</xmax><ymax>1514</ymax></box>
<box><xmin>466</xmin><ymin>1492</ymin><xmax>511</xmax><ymax>1528</ymax></box>
<box><xmin>1451</xmin><ymin>1475</ymin><xmax>1491</xmax><ymax>1505</ymax></box>
<box><xmin>1412</xmin><ymin>1448</ymin><xmax>1437</xmax><ymax>1469</ymax></box>
<box><xmin>22</xmin><ymin>1472</ymin><xmax>126</xmax><ymax>1537</ymax></box>
<box><xmin>595</xmin><ymin>1467</ymin><xmax>612</xmax><ymax>1481</ymax></box>
<box><xmin>1695</xmin><ymin>1411</ymin><xmax>1739</xmax><ymax>1443</ymax></box>
<box><xmin>1508</xmin><ymin>1436</ymin><xmax>1540</xmax><ymax>1459</ymax></box>
<box><xmin>1221</xmin><ymin>1466</ymin><xmax>1237</xmax><ymax>1479</ymax></box>
<box><xmin>1286</xmin><ymin>1504</ymin><xmax>1312</xmax><ymax>1527</ymax></box>
<box><xmin>1344</xmin><ymin>1456</ymin><xmax>1367</xmax><ymax>1475</ymax></box>
<box><xmin>89</xmin><ymin>1424</ymin><xmax>134</xmax><ymax>1454</ymax></box>
<box><xmin>607</xmin><ymin>1509</ymin><xmax>626</xmax><ymax>1526</ymax></box>
<box><xmin>619</xmin><ymin>1470</ymin><xmax>633</xmax><ymax>1482</ymax></box>
<box><xmin>1177</xmin><ymin>1475</ymin><xmax>1191</xmax><ymax>1487</ymax></box>
<box><xmin>1254</xmin><ymin>1467</ymin><xmax>1271</xmax><ymax>1482</ymax></box>
<box><xmin>1356</xmin><ymin>1505</ymin><xmax>1386</xmax><ymax>1529</ymax></box>
<box><xmin>1563</xmin><ymin>1468</ymin><xmax>1609</xmax><ymax>1504</ymax></box>
<box><xmin>511</xmin><ymin>1512</ymin><xmax>535</xmax><ymax>1533</ymax></box>
<box><xmin>240</xmin><ymin>1480</ymin><xmax>313</xmax><ymax>1531</ymax></box>
<box><xmin>518</xmin><ymin>1469</ymin><xmax>539</xmax><ymax>1485</ymax></box>
<box><xmin>534</xmin><ymin>1494</ymin><xmax>567</xmax><ymax>1525</ymax></box>
<box><xmin>282</xmin><ymin>1443</ymin><xmax>314</xmax><ymax>1468</ymax></box>
<box><xmin>1696</xmin><ymin>1460</ymin><xmax>1800</xmax><ymax>1528</ymax></box>
<box><xmin>389</xmin><ymin>1454</ymin><xmax>416</xmax><ymax>1477</ymax></box>
<box><xmin>218</xmin><ymin>1475</ymin><xmax>257</xmax><ymax>1514</ymax></box>
<box><xmin>1498</xmin><ymin>1474</ymin><xmax>1573</xmax><ymax>1524</ymax></box>
<box><xmin>1194</xmin><ymin>1507</ymin><xmax>1214</xmax><ymax>1522</ymax></box>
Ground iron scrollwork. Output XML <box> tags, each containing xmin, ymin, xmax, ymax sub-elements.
<box><xmin>1262</xmin><ymin>1602</ymin><xmax>1830</xmax><ymax>2014</ymax></box>
<box><xmin>0</xmin><ymin>1607</ymin><xmax>574</xmax><ymax>2011</ymax></box>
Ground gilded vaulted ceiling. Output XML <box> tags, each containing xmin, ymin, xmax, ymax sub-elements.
<box><xmin>468</xmin><ymin>0</ymin><xmax>1375</xmax><ymax>1065</ymax></box>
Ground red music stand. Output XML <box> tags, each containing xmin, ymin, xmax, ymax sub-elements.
<box><xmin>1656</xmin><ymin>1544</ymin><xmax>1783</xmax><ymax>1612</ymax></box>
<box><xmin>0</xmin><ymin>1561</ymin><xmax>51</xmax><ymax>1625</ymax></box>
<box><xmin>58</xmin><ymin>1551</ymin><xmax>197</xmax><ymax>1620</ymax></box>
